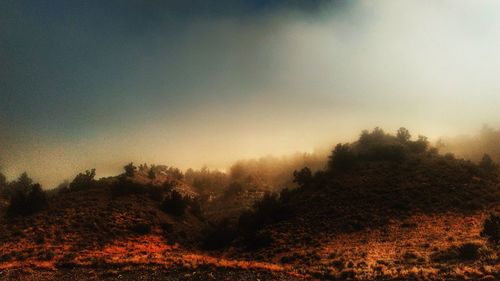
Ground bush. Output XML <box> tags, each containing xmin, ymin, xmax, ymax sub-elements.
<box><xmin>7</xmin><ymin>182</ymin><xmax>47</xmax><ymax>216</ymax></box>
<box><xmin>481</xmin><ymin>214</ymin><xmax>500</xmax><ymax>244</ymax></box>
<box><xmin>359</xmin><ymin>143</ymin><xmax>406</xmax><ymax>162</ymax></box>
<box><xmin>69</xmin><ymin>169</ymin><xmax>97</xmax><ymax>190</ymax></box>
<box><xmin>328</xmin><ymin>144</ymin><xmax>356</xmax><ymax>172</ymax></box>
<box><xmin>457</xmin><ymin>243</ymin><xmax>481</xmax><ymax>260</ymax></box>
<box><xmin>124</xmin><ymin>162</ymin><xmax>137</xmax><ymax>177</ymax></box>
<box><xmin>161</xmin><ymin>191</ymin><xmax>187</xmax><ymax>216</ymax></box>
<box><xmin>479</xmin><ymin>154</ymin><xmax>498</xmax><ymax>173</ymax></box>
<box><xmin>396</xmin><ymin>127</ymin><xmax>411</xmax><ymax>142</ymax></box>
<box><xmin>237</xmin><ymin>192</ymin><xmax>292</xmax><ymax>249</ymax></box>
<box><xmin>202</xmin><ymin>219</ymin><xmax>238</xmax><ymax>250</ymax></box>
<box><xmin>223</xmin><ymin>182</ymin><xmax>244</xmax><ymax>198</ymax></box>
<box><xmin>130</xmin><ymin>222</ymin><xmax>151</xmax><ymax>235</ymax></box>
<box><xmin>147</xmin><ymin>185</ymin><xmax>165</xmax><ymax>201</ymax></box>
<box><xmin>407</xmin><ymin>135</ymin><xmax>429</xmax><ymax>153</ymax></box>
<box><xmin>111</xmin><ymin>178</ymin><xmax>143</xmax><ymax>197</ymax></box>
<box><xmin>293</xmin><ymin>167</ymin><xmax>312</xmax><ymax>188</ymax></box>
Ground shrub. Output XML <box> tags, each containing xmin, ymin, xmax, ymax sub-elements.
<box><xmin>147</xmin><ymin>185</ymin><xmax>165</xmax><ymax>201</ymax></box>
<box><xmin>481</xmin><ymin>214</ymin><xmax>500</xmax><ymax>244</ymax></box>
<box><xmin>202</xmin><ymin>219</ymin><xmax>238</xmax><ymax>250</ymax></box>
<box><xmin>479</xmin><ymin>154</ymin><xmax>498</xmax><ymax>173</ymax></box>
<box><xmin>130</xmin><ymin>222</ymin><xmax>151</xmax><ymax>235</ymax></box>
<box><xmin>111</xmin><ymin>178</ymin><xmax>143</xmax><ymax>197</ymax></box>
<box><xmin>396</xmin><ymin>127</ymin><xmax>411</xmax><ymax>142</ymax></box>
<box><xmin>457</xmin><ymin>243</ymin><xmax>481</xmax><ymax>260</ymax></box>
<box><xmin>161</xmin><ymin>190</ymin><xmax>187</xmax><ymax>216</ymax></box>
<box><xmin>360</xmin><ymin>143</ymin><xmax>406</xmax><ymax>162</ymax></box>
<box><xmin>7</xmin><ymin>174</ymin><xmax>47</xmax><ymax>216</ymax></box>
<box><xmin>69</xmin><ymin>169</ymin><xmax>97</xmax><ymax>190</ymax></box>
<box><xmin>187</xmin><ymin>198</ymin><xmax>204</xmax><ymax>219</ymax></box>
<box><xmin>407</xmin><ymin>135</ymin><xmax>429</xmax><ymax>153</ymax></box>
<box><xmin>124</xmin><ymin>162</ymin><xmax>137</xmax><ymax>177</ymax></box>
<box><xmin>328</xmin><ymin>144</ymin><xmax>356</xmax><ymax>172</ymax></box>
<box><xmin>148</xmin><ymin>168</ymin><xmax>156</xmax><ymax>180</ymax></box>
<box><xmin>237</xmin><ymin>192</ymin><xmax>292</xmax><ymax>249</ymax></box>
<box><xmin>293</xmin><ymin>167</ymin><xmax>312</xmax><ymax>188</ymax></box>
<box><xmin>223</xmin><ymin>182</ymin><xmax>244</xmax><ymax>198</ymax></box>
<box><xmin>243</xmin><ymin>231</ymin><xmax>274</xmax><ymax>250</ymax></box>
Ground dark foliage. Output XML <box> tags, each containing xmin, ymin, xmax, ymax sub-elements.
<box><xmin>161</xmin><ymin>190</ymin><xmax>188</xmax><ymax>216</ymax></box>
<box><xmin>123</xmin><ymin>162</ymin><xmax>137</xmax><ymax>177</ymax></box>
<box><xmin>202</xmin><ymin>219</ymin><xmax>238</xmax><ymax>250</ymax></box>
<box><xmin>187</xmin><ymin>197</ymin><xmax>204</xmax><ymax>219</ymax></box>
<box><xmin>148</xmin><ymin>168</ymin><xmax>156</xmax><ymax>180</ymax></box>
<box><xmin>69</xmin><ymin>169</ymin><xmax>97</xmax><ymax>190</ymax></box>
<box><xmin>479</xmin><ymin>154</ymin><xmax>498</xmax><ymax>173</ymax></box>
<box><xmin>328</xmin><ymin>143</ymin><xmax>356</xmax><ymax>172</ymax></box>
<box><xmin>457</xmin><ymin>243</ymin><xmax>481</xmax><ymax>260</ymax></box>
<box><xmin>111</xmin><ymin>178</ymin><xmax>144</xmax><ymax>197</ymax></box>
<box><xmin>293</xmin><ymin>167</ymin><xmax>312</xmax><ymax>188</ymax></box>
<box><xmin>7</xmin><ymin>173</ymin><xmax>47</xmax><ymax>216</ymax></box>
<box><xmin>481</xmin><ymin>214</ymin><xmax>500</xmax><ymax>244</ymax></box>
<box><xmin>237</xmin><ymin>192</ymin><xmax>293</xmax><ymax>249</ymax></box>
<box><xmin>223</xmin><ymin>182</ymin><xmax>244</xmax><ymax>198</ymax></box>
<box><xmin>130</xmin><ymin>222</ymin><xmax>151</xmax><ymax>235</ymax></box>
<box><xmin>396</xmin><ymin>127</ymin><xmax>411</xmax><ymax>142</ymax></box>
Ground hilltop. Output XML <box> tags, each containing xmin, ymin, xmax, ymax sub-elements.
<box><xmin>0</xmin><ymin>128</ymin><xmax>498</xmax><ymax>280</ymax></box>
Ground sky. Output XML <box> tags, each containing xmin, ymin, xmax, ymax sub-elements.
<box><xmin>2</xmin><ymin>0</ymin><xmax>500</xmax><ymax>186</ymax></box>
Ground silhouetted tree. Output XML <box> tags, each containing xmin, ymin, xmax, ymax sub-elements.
<box><xmin>413</xmin><ymin>135</ymin><xmax>429</xmax><ymax>153</ymax></box>
<box><xmin>223</xmin><ymin>182</ymin><xmax>244</xmax><ymax>197</ymax></box>
<box><xmin>26</xmin><ymin>184</ymin><xmax>47</xmax><ymax>213</ymax></box>
<box><xmin>0</xmin><ymin>172</ymin><xmax>6</xmax><ymax>187</ymax></box>
<box><xmin>7</xmin><ymin>174</ymin><xmax>47</xmax><ymax>216</ymax></box>
<box><xmin>202</xmin><ymin>219</ymin><xmax>238</xmax><ymax>250</ymax></box>
<box><xmin>293</xmin><ymin>167</ymin><xmax>312</xmax><ymax>187</ymax></box>
<box><xmin>0</xmin><ymin>172</ymin><xmax>7</xmax><ymax>197</ymax></box>
<box><xmin>16</xmin><ymin>172</ymin><xmax>33</xmax><ymax>190</ymax></box>
<box><xmin>124</xmin><ymin>162</ymin><xmax>137</xmax><ymax>177</ymax></box>
<box><xmin>69</xmin><ymin>169</ymin><xmax>96</xmax><ymax>190</ymax></box>
<box><xmin>161</xmin><ymin>190</ymin><xmax>187</xmax><ymax>216</ymax></box>
<box><xmin>481</xmin><ymin>214</ymin><xmax>500</xmax><ymax>244</ymax></box>
<box><xmin>162</xmin><ymin>180</ymin><xmax>175</xmax><ymax>193</ymax></box>
<box><xmin>396</xmin><ymin>127</ymin><xmax>411</xmax><ymax>142</ymax></box>
<box><xmin>328</xmin><ymin>144</ymin><xmax>356</xmax><ymax>172</ymax></box>
<box><xmin>167</xmin><ymin>167</ymin><xmax>183</xmax><ymax>180</ymax></box>
<box><xmin>479</xmin><ymin>154</ymin><xmax>498</xmax><ymax>173</ymax></box>
<box><xmin>148</xmin><ymin>168</ymin><xmax>156</xmax><ymax>180</ymax></box>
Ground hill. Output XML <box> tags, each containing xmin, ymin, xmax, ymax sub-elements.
<box><xmin>0</xmin><ymin>128</ymin><xmax>498</xmax><ymax>280</ymax></box>
<box><xmin>219</xmin><ymin>128</ymin><xmax>500</xmax><ymax>280</ymax></box>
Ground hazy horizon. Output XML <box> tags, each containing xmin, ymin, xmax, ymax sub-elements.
<box><xmin>3</xmin><ymin>0</ymin><xmax>500</xmax><ymax>186</ymax></box>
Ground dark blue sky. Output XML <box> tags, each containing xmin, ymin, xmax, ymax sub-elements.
<box><xmin>0</xmin><ymin>0</ymin><xmax>339</xmax><ymax>138</ymax></box>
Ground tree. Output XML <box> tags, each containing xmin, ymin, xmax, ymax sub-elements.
<box><xmin>161</xmin><ymin>190</ymin><xmax>187</xmax><ymax>216</ymax></box>
<box><xmin>0</xmin><ymin>172</ymin><xmax>6</xmax><ymax>187</ymax></box>
<box><xmin>7</xmin><ymin>174</ymin><xmax>47</xmax><ymax>216</ymax></box>
<box><xmin>224</xmin><ymin>182</ymin><xmax>244</xmax><ymax>197</ymax></box>
<box><xmin>148</xmin><ymin>168</ymin><xmax>156</xmax><ymax>180</ymax></box>
<box><xmin>124</xmin><ymin>162</ymin><xmax>137</xmax><ymax>177</ymax></box>
<box><xmin>293</xmin><ymin>167</ymin><xmax>312</xmax><ymax>187</ymax></box>
<box><xmin>408</xmin><ymin>135</ymin><xmax>429</xmax><ymax>153</ymax></box>
<box><xmin>481</xmin><ymin>214</ymin><xmax>500</xmax><ymax>244</ymax></box>
<box><xmin>328</xmin><ymin>144</ymin><xmax>356</xmax><ymax>172</ymax></box>
<box><xmin>396</xmin><ymin>127</ymin><xmax>411</xmax><ymax>142</ymax></box>
<box><xmin>15</xmin><ymin>172</ymin><xmax>33</xmax><ymax>191</ymax></box>
<box><xmin>26</xmin><ymin>184</ymin><xmax>47</xmax><ymax>213</ymax></box>
<box><xmin>0</xmin><ymin>172</ymin><xmax>6</xmax><ymax>197</ymax></box>
<box><xmin>69</xmin><ymin>169</ymin><xmax>96</xmax><ymax>190</ymax></box>
<box><xmin>479</xmin><ymin>154</ymin><xmax>498</xmax><ymax>173</ymax></box>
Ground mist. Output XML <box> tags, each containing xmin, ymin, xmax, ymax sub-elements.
<box><xmin>2</xmin><ymin>0</ymin><xmax>500</xmax><ymax>186</ymax></box>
